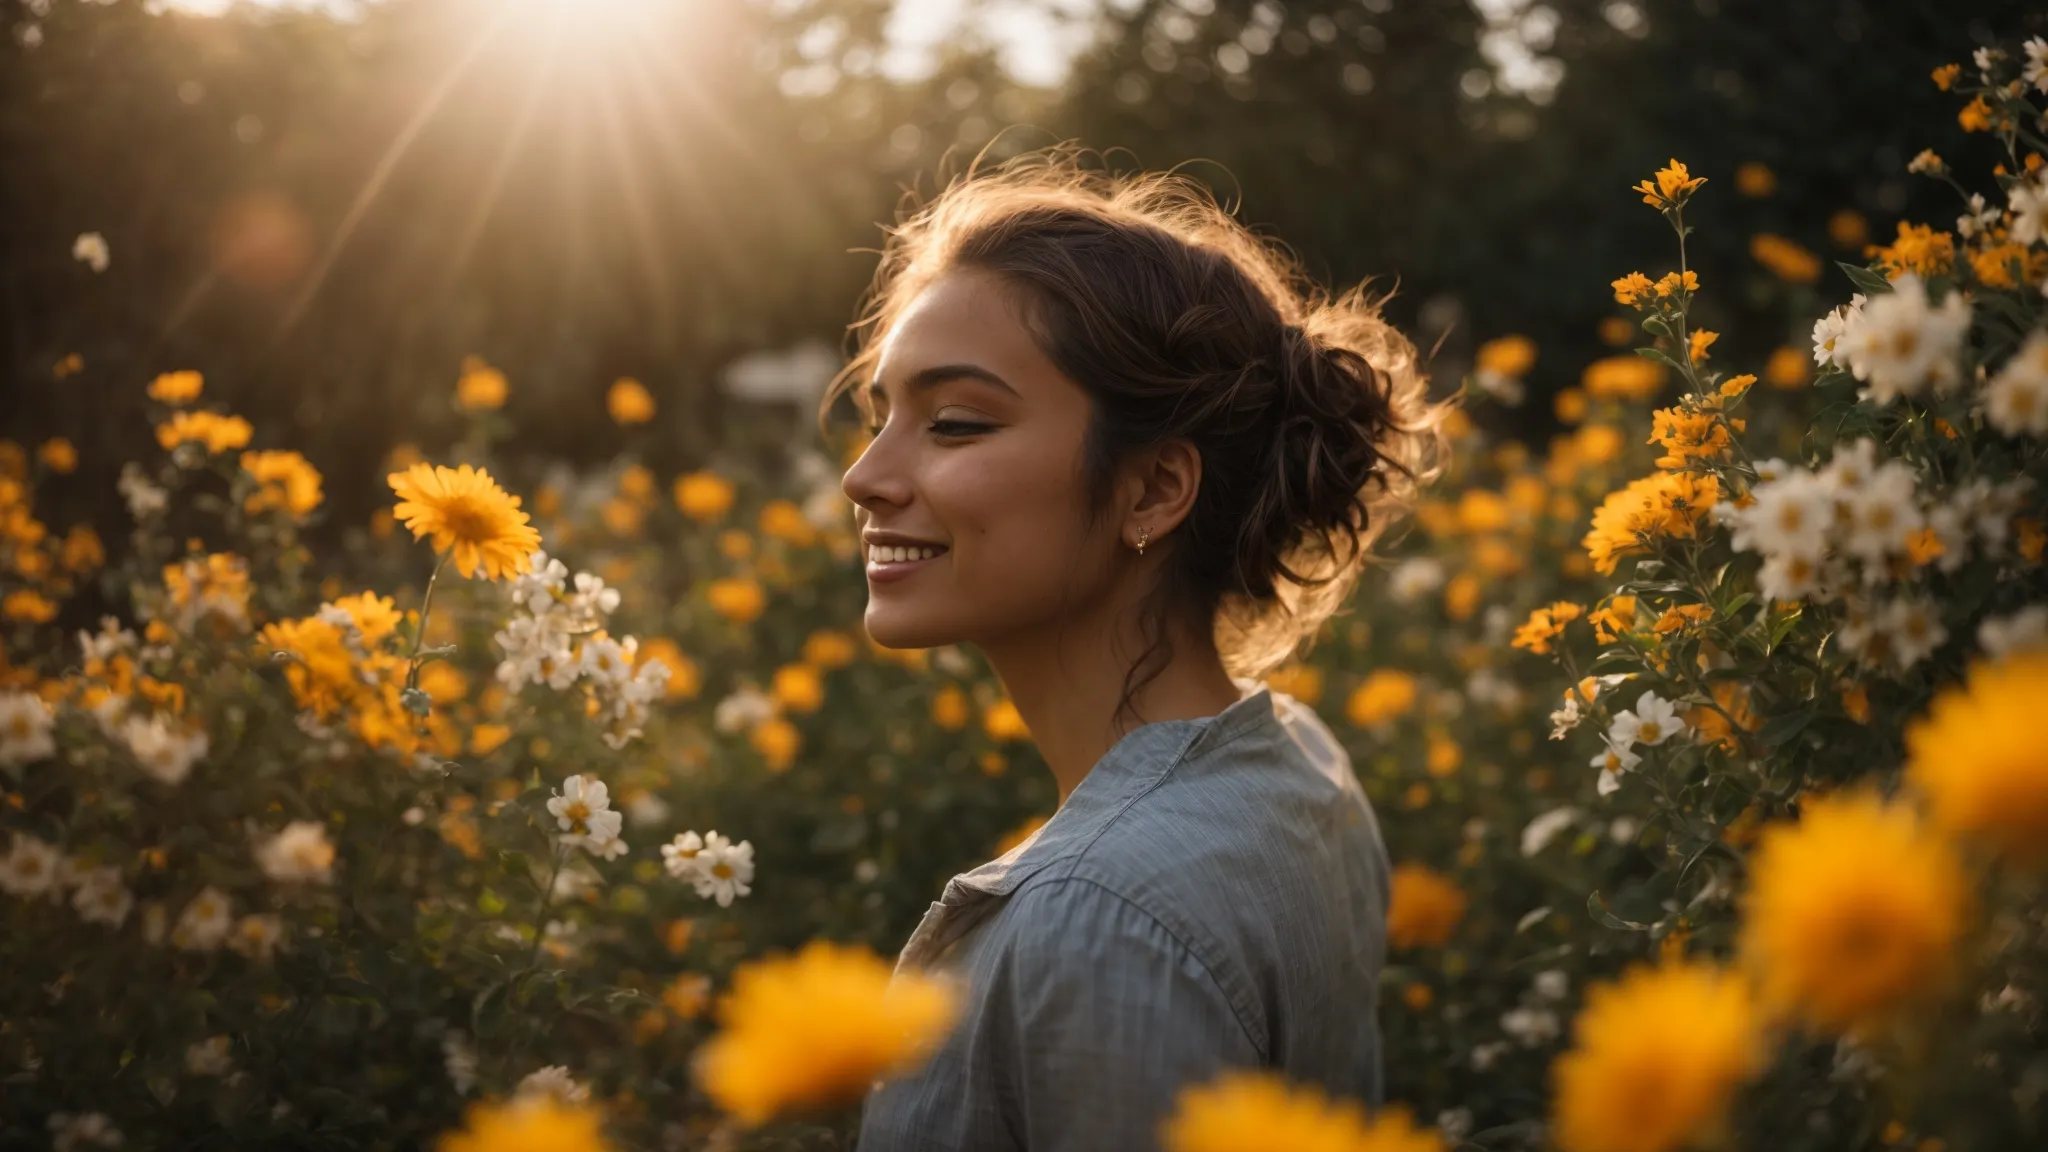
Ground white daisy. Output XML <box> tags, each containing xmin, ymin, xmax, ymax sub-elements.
<box><xmin>713</xmin><ymin>686</ymin><xmax>776</xmax><ymax>734</ymax></box>
<box><xmin>0</xmin><ymin>833</ymin><xmax>61</xmax><ymax>898</ymax></box>
<box><xmin>547</xmin><ymin>774</ymin><xmax>623</xmax><ymax>854</ymax></box>
<box><xmin>1811</xmin><ymin>293</ymin><xmax>1867</xmax><ymax>368</ymax></box>
<box><xmin>1819</xmin><ymin>437</ymin><xmax>1881</xmax><ymax>495</ymax></box>
<box><xmin>170</xmin><ymin>886</ymin><xmax>234</xmax><ymax>952</ymax></box>
<box><xmin>2025</xmin><ymin>36</ymin><xmax>2048</xmax><ymax>93</ymax></box>
<box><xmin>1591</xmin><ymin>738</ymin><xmax>1642</xmax><ymax>797</ymax></box>
<box><xmin>1500</xmin><ymin>1005</ymin><xmax>1560</xmax><ymax>1047</ymax></box>
<box><xmin>565</xmin><ymin>571</ymin><xmax>622</xmax><ymax>629</ymax></box>
<box><xmin>118</xmin><ymin>462</ymin><xmax>168</xmax><ymax>519</ymax></box>
<box><xmin>227</xmin><ymin>913</ymin><xmax>286</xmax><ymax>962</ymax></box>
<box><xmin>662</xmin><ymin>831</ymin><xmax>706</xmax><ymax>880</ymax></box>
<box><xmin>1985</xmin><ymin>330</ymin><xmax>2048</xmax><ymax>438</ymax></box>
<box><xmin>1957</xmin><ymin>192</ymin><xmax>2000</xmax><ymax>240</ymax></box>
<box><xmin>1757</xmin><ymin>551</ymin><xmax>1826</xmax><ymax>603</ymax></box>
<box><xmin>515</xmin><ymin>1064</ymin><xmax>590</xmax><ymax>1104</ymax></box>
<box><xmin>120</xmin><ymin>713</ymin><xmax>208</xmax><ymax>786</ymax></box>
<box><xmin>1883</xmin><ymin>596</ymin><xmax>1948</xmax><ymax>670</ymax></box>
<box><xmin>1839</xmin><ymin>461</ymin><xmax>1926</xmax><ymax>568</ymax></box>
<box><xmin>186</xmin><ymin>1036</ymin><xmax>234</xmax><ymax>1077</ymax></box>
<box><xmin>254</xmin><ymin>821</ymin><xmax>336</xmax><ymax>884</ymax></box>
<box><xmin>1388</xmin><ymin>558</ymin><xmax>1446</xmax><ymax>603</ymax></box>
<box><xmin>509</xmin><ymin>550</ymin><xmax>569</xmax><ymax>614</ymax></box>
<box><xmin>70</xmin><ymin>866</ymin><xmax>134</xmax><ymax>928</ymax></box>
<box><xmin>1738</xmin><ymin>470</ymin><xmax>1832</xmax><ymax>560</ymax></box>
<box><xmin>0</xmin><ymin>690</ymin><xmax>55</xmax><ymax>767</ymax></box>
<box><xmin>2010</xmin><ymin>175</ymin><xmax>2048</xmax><ymax>247</ymax></box>
<box><xmin>1608</xmin><ymin>690</ymin><xmax>1682</xmax><ymax>750</ymax></box>
<box><xmin>1837</xmin><ymin>274</ymin><xmax>1971</xmax><ymax>404</ymax></box>
<box><xmin>692</xmin><ymin>831</ymin><xmax>755</xmax><ymax>908</ymax></box>
<box><xmin>1980</xmin><ymin>605</ymin><xmax>2048</xmax><ymax>658</ymax></box>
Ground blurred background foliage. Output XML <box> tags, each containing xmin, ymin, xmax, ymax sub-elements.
<box><xmin>6</xmin><ymin>0</ymin><xmax>2038</xmax><ymax>539</ymax></box>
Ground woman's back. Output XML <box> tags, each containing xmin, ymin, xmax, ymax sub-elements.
<box><xmin>858</xmin><ymin>685</ymin><xmax>1390</xmax><ymax>1150</ymax></box>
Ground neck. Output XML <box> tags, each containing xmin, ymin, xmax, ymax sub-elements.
<box><xmin>976</xmin><ymin>591</ymin><xmax>1243</xmax><ymax>806</ymax></box>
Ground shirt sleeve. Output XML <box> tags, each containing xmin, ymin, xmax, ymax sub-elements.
<box><xmin>994</xmin><ymin>877</ymin><xmax>1262</xmax><ymax>1152</ymax></box>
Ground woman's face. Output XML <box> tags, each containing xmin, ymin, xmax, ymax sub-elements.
<box><xmin>842</xmin><ymin>267</ymin><xmax>1121</xmax><ymax>651</ymax></box>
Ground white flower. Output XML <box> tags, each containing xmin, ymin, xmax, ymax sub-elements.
<box><xmin>1735</xmin><ymin>470</ymin><xmax>1831</xmax><ymax>561</ymax></box>
<box><xmin>254</xmin><ymin>821</ymin><xmax>336</xmax><ymax>884</ymax></box>
<box><xmin>2024</xmin><ymin>36</ymin><xmax>2048</xmax><ymax>93</ymax></box>
<box><xmin>1957</xmin><ymin>192</ymin><xmax>2000</xmax><ymax>241</ymax></box>
<box><xmin>170</xmin><ymin>886</ymin><xmax>234</xmax><ymax>952</ymax></box>
<box><xmin>578</xmin><ymin>635</ymin><xmax>634</xmax><ymax>685</ymax></box>
<box><xmin>1810</xmin><ymin>293</ymin><xmax>1866</xmax><ymax>368</ymax></box>
<box><xmin>565</xmin><ymin>571</ymin><xmax>621</xmax><ymax>627</ymax></box>
<box><xmin>1590</xmin><ymin>738</ymin><xmax>1641</xmax><ymax>797</ymax></box>
<box><xmin>1974</xmin><ymin>46</ymin><xmax>2002</xmax><ymax>82</ymax></box>
<box><xmin>1837</xmin><ymin>274</ymin><xmax>1971</xmax><ymax>404</ymax></box>
<box><xmin>0</xmin><ymin>833</ymin><xmax>62</xmax><ymax>898</ymax></box>
<box><xmin>120</xmin><ymin>712</ymin><xmax>208</xmax><ymax>785</ymax></box>
<box><xmin>78</xmin><ymin>617</ymin><xmax>138</xmax><ymax>664</ymax></box>
<box><xmin>185</xmin><ymin>1036</ymin><xmax>234</xmax><ymax>1077</ymax></box>
<box><xmin>1519</xmin><ymin>807</ymin><xmax>1580</xmax><ymax>857</ymax></box>
<box><xmin>494</xmin><ymin>613</ymin><xmax>578</xmax><ymax>694</ymax></box>
<box><xmin>118</xmin><ymin>462</ymin><xmax>168</xmax><ymax>519</ymax></box>
<box><xmin>1532</xmin><ymin>970</ymin><xmax>1570</xmax><ymax>1001</ymax></box>
<box><xmin>625</xmin><ymin>789</ymin><xmax>671</xmax><ymax>828</ymax></box>
<box><xmin>1756</xmin><ymin>552</ymin><xmax>1827</xmax><ymax>604</ymax></box>
<box><xmin>1980</xmin><ymin>605</ymin><xmax>2048</xmax><ymax>658</ymax></box>
<box><xmin>1839</xmin><ymin>461</ymin><xmax>1925</xmax><ymax>568</ymax></box>
<box><xmin>1985</xmin><ymin>330</ymin><xmax>2048</xmax><ymax>438</ymax></box>
<box><xmin>662</xmin><ymin>831</ymin><xmax>706</xmax><ymax>879</ymax></box>
<box><xmin>713</xmin><ymin>686</ymin><xmax>776</xmax><ymax>734</ymax></box>
<box><xmin>1437</xmin><ymin>1108</ymin><xmax>1475</xmax><ymax>1144</ymax></box>
<box><xmin>2010</xmin><ymin>175</ymin><xmax>2048</xmax><ymax>248</ymax></box>
<box><xmin>1608</xmin><ymin>690</ymin><xmax>1682</xmax><ymax>749</ymax></box>
<box><xmin>1501</xmin><ymin>1005</ymin><xmax>1561</xmax><ymax>1047</ymax></box>
<box><xmin>515</xmin><ymin>1064</ymin><xmax>590</xmax><ymax>1104</ymax></box>
<box><xmin>548</xmin><ymin>774</ymin><xmax>624</xmax><ymax>855</ymax></box>
<box><xmin>1883</xmin><ymin>596</ymin><xmax>1949</xmax><ymax>670</ymax></box>
<box><xmin>1469</xmin><ymin>1041</ymin><xmax>1511</xmax><ymax>1071</ymax></box>
<box><xmin>509</xmin><ymin>550</ymin><xmax>569</xmax><ymax>613</ymax></box>
<box><xmin>692</xmin><ymin>831</ymin><xmax>754</xmax><ymax>908</ymax></box>
<box><xmin>227</xmin><ymin>913</ymin><xmax>286</xmax><ymax>961</ymax></box>
<box><xmin>1819</xmin><ymin>437</ymin><xmax>1880</xmax><ymax>493</ymax></box>
<box><xmin>0</xmin><ymin>690</ymin><xmax>56</xmax><ymax>766</ymax></box>
<box><xmin>443</xmin><ymin>1032</ymin><xmax>479</xmax><ymax>1095</ymax></box>
<box><xmin>71</xmin><ymin>232</ymin><xmax>110</xmax><ymax>273</ymax></box>
<box><xmin>71</xmin><ymin>866</ymin><xmax>134</xmax><ymax>928</ymax></box>
<box><xmin>48</xmin><ymin>1112</ymin><xmax>123</xmax><ymax>1151</ymax></box>
<box><xmin>1388</xmin><ymin>557</ymin><xmax>1446</xmax><ymax>603</ymax></box>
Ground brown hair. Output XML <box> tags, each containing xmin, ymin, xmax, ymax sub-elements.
<box><xmin>821</xmin><ymin>145</ymin><xmax>1449</xmax><ymax>726</ymax></box>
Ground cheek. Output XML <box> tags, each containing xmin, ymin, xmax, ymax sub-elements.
<box><xmin>929</xmin><ymin>436</ymin><xmax>1108</xmax><ymax>595</ymax></box>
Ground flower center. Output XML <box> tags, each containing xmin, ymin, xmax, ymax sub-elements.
<box><xmin>1638</xmin><ymin>721</ymin><xmax>1663</xmax><ymax>743</ymax></box>
<box><xmin>712</xmin><ymin>863</ymin><xmax>734</xmax><ymax>879</ymax></box>
<box><xmin>565</xmin><ymin>802</ymin><xmax>590</xmax><ymax>823</ymax></box>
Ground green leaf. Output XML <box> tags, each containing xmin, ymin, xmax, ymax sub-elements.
<box><xmin>1635</xmin><ymin>346</ymin><xmax>1689</xmax><ymax>376</ymax></box>
<box><xmin>1587</xmin><ymin>891</ymin><xmax>1651</xmax><ymax>932</ymax></box>
<box><xmin>1757</xmin><ymin>703</ymin><xmax>1817</xmax><ymax>748</ymax></box>
<box><xmin>497</xmin><ymin>850</ymin><xmax>532</xmax><ymax>880</ymax></box>
<box><xmin>1836</xmin><ymin>261</ymin><xmax>1893</xmax><ymax>296</ymax></box>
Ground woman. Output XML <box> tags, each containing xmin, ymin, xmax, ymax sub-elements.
<box><xmin>828</xmin><ymin>148</ymin><xmax>1444</xmax><ymax>1151</ymax></box>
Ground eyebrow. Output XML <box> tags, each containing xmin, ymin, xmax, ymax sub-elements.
<box><xmin>864</xmin><ymin>363</ymin><xmax>1019</xmax><ymax>405</ymax></box>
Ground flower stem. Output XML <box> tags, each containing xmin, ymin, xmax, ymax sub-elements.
<box><xmin>405</xmin><ymin>552</ymin><xmax>452</xmax><ymax>693</ymax></box>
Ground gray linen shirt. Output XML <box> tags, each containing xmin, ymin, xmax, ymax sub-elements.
<box><xmin>857</xmin><ymin>684</ymin><xmax>1391</xmax><ymax>1151</ymax></box>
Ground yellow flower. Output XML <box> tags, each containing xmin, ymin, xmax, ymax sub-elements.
<box><xmin>1829</xmin><ymin>208</ymin><xmax>1869</xmax><ymax>249</ymax></box>
<box><xmin>1633</xmin><ymin>159</ymin><xmax>1707</xmax><ymax>210</ymax></box>
<box><xmin>1906</xmin><ymin>652</ymin><xmax>2048</xmax><ymax>865</ymax></box>
<box><xmin>37</xmin><ymin>439</ymin><xmax>77</xmax><ymax>474</ymax></box>
<box><xmin>387</xmin><ymin>463</ymin><xmax>541</xmax><ymax>581</ymax></box>
<box><xmin>607</xmin><ymin>377</ymin><xmax>655</xmax><ymax>425</ymax></box>
<box><xmin>1512</xmin><ymin>601</ymin><xmax>1583</xmax><ymax>655</ymax></box>
<box><xmin>770</xmin><ymin>663</ymin><xmax>824</xmax><ymax>714</ymax></box>
<box><xmin>636</xmin><ymin>637</ymin><xmax>701</xmax><ymax>701</ymax></box>
<box><xmin>1581</xmin><ymin>356</ymin><xmax>1666</xmax><ymax>402</ymax></box>
<box><xmin>1931</xmin><ymin>62</ymin><xmax>1960</xmax><ymax>90</ymax></box>
<box><xmin>1739</xmin><ymin>790</ymin><xmax>1967</xmax><ymax>1033</ymax></box>
<box><xmin>1554</xmin><ymin>387</ymin><xmax>1589</xmax><ymax>424</ymax></box>
<box><xmin>695</xmin><ymin>940</ymin><xmax>960</xmax><ymax>1126</ymax></box>
<box><xmin>758</xmin><ymin>499</ymin><xmax>818</xmax><ymax>547</ymax></box>
<box><xmin>983</xmin><ymin>699</ymin><xmax>1030</xmax><ymax>742</ymax></box>
<box><xmin>470</xmin><ymin>723</ymin><xmax>512</xmax><ymax>756</ymax></box>
<box><xmin>1345</xmin><ymin>669</ymin><xmax>1418</xmax><ymax>727</ymax></box>
<box><xmin>1583</xmin><ymin>472</ymin><xmax>1720</xmax><ymax>576</ymax></box>
<box><xmin>61</xmin><ymin>525</ymin><xmax>104</xmax><ymax>573</ymax></box>
<box><xmin>800</xmin><ymin>630</ymin><xmax>859</xmax><ymax>669</ymax></box>
<box><xmin>930</xmin><ymin>685</ymin><xmax>970</xmax><ymax>731</ymax></box>
<box><xmin>1610</xmin><ymin>272</ymin><xmax>1655</xmax><ymax>307</ymax></box>
<box><xmin>751</xmin><ymin>717</ymin><xmax>801</xmax><ymax>773</ymax></box>
<box><xmin>1685</xmin><ymin>680</ymin><xmax>1758</xmax><ymax>754</ymax></box>
<box><xmin>259</xmin><ymin>616</ymin><xmax>362</xmax><ymax>718</ymax></box>
<box><xmin>1425</xmin><ymin>732</ymin><xmax>1461</xmax><ymax>778</ymax></box>
<box><xmin>1651</xmin><ymin>270</ymin><xmax>1699</xmax><ymax>299</ymax></box>
<box><xmin>241</xmin><ymin>450</ymin><xmax>324</xmax><ymax>517</ymax></box>
<box><xmin>161</xmin><ymin>552</ymin><xmax>253</xmax><ymax>633</ymax></box>
<box><xmin>1765</xmin><ymin>346</ymin><xmax>1810</xmax><ymax>389</ymax></box>
<box><xmin>437</xmin><ymin>1098</ymin><xmax>612</xmax><ymax>1152</ymax></box>
<box><xmin>1686</xmin><ymin>329</ymin><xmax>1718</xmax><ymax>365</ymax></box>
<box><xmin>1749</xmin><ymin>234</ymin><xmax>1822</xmax><ymax>284</ymax></box>
<box><xmin>1588</xmin><ymin>595</ymin><xmax>1637</xmax><ymax>643</ymax></box>
<box><xmin>1866</xmin><ymin>221</ymin><xmax>1955</xmax><ymax>280</ymax></box>
<box><xmin>3</xmin><ymin>590</ymin><xmax>57</xmax><ymax>624</ymax></box>
<box><xmin>156</xmin><ymin>410</ymin><xmax>254</xmax><ymax>454</ymax></box>
<box><xmin>674</xmin><ymin>471</ymin><xmax>736</xmax><ymax>523</ymax></box>
<box><xmin>1161</xmin><ymin>1070</ymin><xmax>1444</xmax><ymax>1152</ymax></box>
<box><xmin>1957</xmin><ymin>94</ymin><xmax>1993</xmax><ymax>132</ymax></box>
<box><xmin>1733</xmin><ymin>161</ymin><xmax>1776</xmax><ymax>197</ymax></box>
<box><xmin>663</xmin><ymin>972</ymin><xmax>712</xmax><ymax>1020</ymax></box>
<box><xmin>455</xmin><ymin>357</ymin><xmax>507</xmax><ymax>412</ymax></box>
<box><xmin>1552</xmin><ymin>961</ymin><xmax>1760</xmax><ymax>1152</ymax></box>
<box><xmin>148</xmin><ymin>370</ymin><xmax>204</xmax><ymax>405</ymax></box>
<box><xmin>1263</xmin><ymin>663</ymin><xmax>1322</xmax><ymax>706</ymax></box>
<box><xmin>1476</xmin><ymin>334</ymin><xmax>1537</xmax><ymax>378</ymax></box>
<box><xmin>1442</xmin><ymin>573</ymin><xmax>1481</xmax><ymax>621</ymax></box>
<box><xmin>706</xmin><ymin>577</ymin><xmax>766</xmax><ymax>624</ymax></box>
<box><xmin>1385</xmin><ymin>863</ymin><xmax>1465</xmax><ymax>949</ymax></box>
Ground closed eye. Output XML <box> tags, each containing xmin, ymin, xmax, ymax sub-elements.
<box><xmin>930</xmin><ymin>420</ymin><xmax>994</xmax><ymax>437</ymax></box>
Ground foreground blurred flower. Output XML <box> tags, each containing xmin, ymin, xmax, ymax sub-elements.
<box><xmin>437</xmin><ymin>1098</ymin><xmax>612</xmax><ymax>1152</ymax></box>
<box><xmin>1160</xmin><ymin>1070</ymin><xmax>1443</xmax><ymax>1152</ymax></box>
<box><xmin>1835</xmin><ymin>273</ymin><xmax>1970</xmax><ymax>405</ymax></box>
<box><xmin>1985</xmin><ymin>330</ymin><xmax>2048</xmax><ymax>438</ymax></box>
<box><xmin>388</xmin><ymin>462</ymin><xmax>541</xmax><ymax>580</ymax></box>
<box><xmin>1739</xmin><ymin>790</ymin><xmax>1966</xmax><ymax>1034</ymax></box>
<box><xmin>1385</xmin><ymin>863</ymin><xmax>1466</xmax><ymax>949</ymax></box>
<box><xmin>1906</xmin><ymin>652</ymin><xmax>2048</xmax><ymax>865</ymax></box>
<box><xmin>695</xmin><ymin>940</ymin><xmax>959</xmax><ymax>1125</ymax></box>
<box><xmin>1552</xmin><ymin>961</ymin><xmax>1761</xmax><ymax>1152</ymax></box>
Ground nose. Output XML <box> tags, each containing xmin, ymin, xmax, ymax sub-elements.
<box><xmin>841</xmin><ymin>425</ymin><xmax>912</xmax><ymax>517</ymax></box>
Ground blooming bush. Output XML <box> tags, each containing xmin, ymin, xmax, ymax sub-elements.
<box><xmin>4</xmin><ymin>31</ymin><xmax>2048</xmax><ymax>1152</ymax></box>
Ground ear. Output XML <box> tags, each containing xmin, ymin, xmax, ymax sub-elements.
<box><xmin>1121</xmin><ymin>439</ymin><xmax>1202</xmax><ymax>549</ymax></box>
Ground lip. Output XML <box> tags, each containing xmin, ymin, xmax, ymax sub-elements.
<box><xmin>862</xmin><ymin>534</ymin><xmax>949</xmax><ymax>585</ymax></box>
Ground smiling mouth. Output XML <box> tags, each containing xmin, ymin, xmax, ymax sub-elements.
<box><xmin>866</xmin><ymin>543</ymin><xmax>947</xmax><ymax>564</ymax></box>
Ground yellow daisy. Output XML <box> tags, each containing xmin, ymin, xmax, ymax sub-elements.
<box><xmin>437</xmin><ymin>1098</ymin><xmax>611</xmax><ymax>1152</ymax></box>
<box><xmin>1906</xmin><ymin>652</ymin><xmax>2048</xmax><ymax>865</ymax></box>
<box><xmin>1385</xmin><ymin>863</ymin><xmax>1466</xmax><ymax>950</ymax></box>
<box><xmin>1552</xmin><ymin>961</ymin><xmax>1761</xmax><ymax>1152</ymax></box>
<box><xmin>1739</xmin><ymin>790</ymin><xmax>1967</xmax><ymax>1034</ymax></box>
<box><xmin>695</xmin><ymin>940</ymin><xmax>959</xmax><ymax>1126</ymax></box>
<box><xmin>1161</xmin><ymin>1071</ymin><xmax>1443</xmax><ymax>1152</ymax></box>
<box><xmin>387</xmin><ymin>463</ymin><xmax>541</xmax><ymax>581</ymax></box>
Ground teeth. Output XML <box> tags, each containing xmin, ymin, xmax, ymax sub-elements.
<box><xmin>870</xmin><ymin>545</ymin><xmax>941</xmax><ymax>563</ymax></box>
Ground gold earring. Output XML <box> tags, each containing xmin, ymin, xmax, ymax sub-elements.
<box><xmin>1136</xmin><ymin>526</ymin><xmax>1151</xmax><ymax>556</ymax></box>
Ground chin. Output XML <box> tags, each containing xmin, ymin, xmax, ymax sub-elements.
<box><xmin>863</xmin><ymin>601</ymin><xmax>964</xmax><ymax>651</ymax></box>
